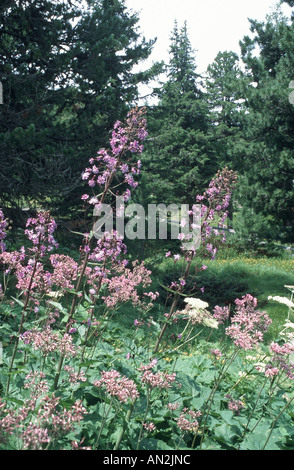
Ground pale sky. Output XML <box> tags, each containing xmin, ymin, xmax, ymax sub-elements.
<box><xmin>125</xmin><ymin>0</ymin><xmax>292</xmax><ymax>75</ymax></box>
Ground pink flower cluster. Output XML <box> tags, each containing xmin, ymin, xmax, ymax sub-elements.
<box><xmin>0</xmin><ymin>248</ymin><xmax>26</xmax><ymax>275</ymax></box>
<box><xmin>84</xmin><ymin>264</ymin><xmax>107</xmax><ymax>295</ymax></box>
<box><xmin>0</xmin><ymin>372</ymin><xmax>87</xmax><ymax>450</ymax></box>
<box><xmin>200</xmin><ymin>168</ymin><xmax>237</xmax><ymax>210</ymax></box>
<box><xmin>225</xmin><ymin>294</ymin><xmax>272</xmax><ymax>350</ymax></box>
<box><xmin>166</xmin><ymin>402</ymin><xmax>180</xmax><ymax>411</ymax></box>
<box><xmin>15</xmin><ymin>260</ymin><xmax>50</xmax><ymax>295</ymax></box>
<box><xmin>23</xmin><ymin>371</ymin><xmax>49</xmax><ymax>397</ymax></box>
<box><xmin>81</xmin><ymin>107</ymin><xmax>147</xmax><ymax>203</ymax></box>
<box><xmin>172</xmin><ymin>168</ymin><xmax>237</xmax><ymax>263</ymax></box>
<box><xmin>102</xmin><ymin>260</ymin><xmax>154</xmax><ymax>308</ymax></box>
<box><xmin>83</xmin><ymin>231</ymin><xmax>129</xmax><ymax>296</ymax></box>
<box><xmin>22</xmin><ymin>397</ymin><xmax>87</xmax><ymax>450</ymax></box>
<box><xmin>25</xmin><ymin>211</ymin><xmax>58</xmax><ymax>257</ymax></box>
<box><xmin>196</xmin><ymin>168</ymin><xmax>237</xmax><ymax>259</ymax></box>
<box><xmin>85</xmin><ymin>230</ymin><xmax>127</xmax><ymax>262</ymax></box>
<box><xmin>64</xmin><ymin>365</ymin><xmax>87</xmax><ymax>385</ymax></box>
<box><xmin>225</xmin><ymin>394</ymin><xmax>244</xmax><ymax>415</ymax></box>
<box><xmin>213</xmin><ymin>305</ymin><xmax>230</xmax><ymax>324</ymax></box>
<box><xmin>263</xmin><ymin>341</ymin><xmax>294</xmax><ymax>379</ymax></box>
<box><xmin>0</xmin><ymin>250</ymin><xmax>79</xmax><ymax>301</ymax></box>
<box><xmin>49</xmin><ymin>254</ymin><xmax>78</xmax><ymax>290</ymax></box>
<box><xmin>143</xmin><ymin>422</ymin><xmax>156</xmax><ymax>433</ymax></box>
<box><xmin>270</xmin><ymin>341</ymin><xmax>294</xmax><ymax>356</ymax></box>
<box><xmin>264</xmin><ymin>365</ymin><xmax>280</xmax><ymax>378</ymax></box>
<box><xmin>176</xmin><ymin>408</ymin><xmax>202</xmax><ymax>433</ymax></box>
<box><xmin>210</xmin><ymin>348</ymin><xmax>223</xmax><ymax>358</ymax></box>
<box><xmin>21</xmin><ymin>327</ymin><xmax>78</xmax><ymax>358</ymax></box>
<box><xmin>139</xmin><ymin>360</ymin><xmax>177</xmax><ymax>390</ymax></box>
<box><xmin>0</xmin><ymin>213</ymin><xmax>62</xmax><ymax>300</ymax></box>
<box><xmin>94</xmin><ymin>370</ymin><xmax>139</xmax><ymax>403</ymax></box>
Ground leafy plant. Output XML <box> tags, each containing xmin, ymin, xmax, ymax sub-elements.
<box><xmin>0</xmin><ymin>110</ymin><xmax>293</xmax><ymax>451</ymax></box>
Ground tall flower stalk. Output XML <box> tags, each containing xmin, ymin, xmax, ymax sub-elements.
<box><xmin>5</xmin><ymin>211</ymin><xmax>58</xmax><ymax>395</ymax></box>
<box><xmin>196</xmin><ymin>294</ymin><xmax>272</xmax><ymax>448</ymax></box>
<box><xmin>153</xmin><ymin>168</ymin><xmax>237</xmax><ymax>353</ymax></box>
<box><xmin>53</xmin><ymin>107</ymin><xmax>148</xmax><ymax>389</ymax></box>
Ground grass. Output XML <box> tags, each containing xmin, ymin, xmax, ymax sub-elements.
<box><xmin>145</xmin><ymin>250</ymin><xmax>294</xmax><ymax>344</ymax></box>
<box><xmin>208</xmin><ymin>256</ymin><xmax>294</xmax><ymax>340</ymax></box>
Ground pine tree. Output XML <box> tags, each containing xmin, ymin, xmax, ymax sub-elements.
<box><xmin>0</xmin><ymin>0</ymin><xmax>79</xmax><ymax>217</ymax></box>
<box><xmin>0</xmin><ymin>0</ymin><xmax>159</xmax><ymax>221</ymax></box>
<box><xmin>142</xmin><ymin>21</ymin><xmax>215</xmax><ymax>207</ymax></box>
<box><xmin>237</xmin><ymin>6</ymin><xmax>294</xmax><ymax>240</ymax></box>
<box><xmin>205</xmin><ymin>51</ymin><xmax>248</xmax><ymax>171</ymax></box>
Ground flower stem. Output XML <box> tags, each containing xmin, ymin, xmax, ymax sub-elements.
<box><xmin>114</xmin><ymin>399</ymin><xmax>137</xmax><ymax>450</ymax></box>
<box><xmin>136</xmin><ymin>388</ymin><xmax>150</xmax><ymax>450</ymax></box>
<box><xmin>94</xmin><ymin>400</ymin><xmax>113</xmax><ymax>450</ymax></box>
<box><xmin>262</xmin><ymin>395</ymin><xmax>294</xmax><ymax>450</ymax></box>
<box><xmin>6</xmin><ymin>247</ymin><xmax>40</xmax><ymax>395</ymax></box>
<box><xmin>196</xmin><ymin>348</ymin><xmax>239</xmax><ymax>449</ymax></box>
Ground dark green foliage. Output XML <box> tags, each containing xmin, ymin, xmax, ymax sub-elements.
<box><xmin>142</xmin><ymin>21</ymin><xmax>217</xmax><ymax>207</ymax></box>
<box><xmin>0</xmin><ymin>0</ymin><xmax>80</xmax><ymax>208</ymax></box>
<box><xmin>236</xmin><ymin>9</ymin><xmax>294</xmax><ymax>241</ymax></box>
<box><xmin>0</xmin><ymin>0</ymin><xmax>160</xmax><ymax>220</ymax></box>
<box><xmin>141</xmin><ymin>6</ymin><xmax>294</xmax><ymax>242</ymax></box>
<box><xmin>205</xmin><ymin>51</ymin><xmax>248</xmax><ymax>172</ymax></box>
<box><xmin>1</xmin><ymin>1</ymin><xmax>293</xmax><ymax>244</ymax></box>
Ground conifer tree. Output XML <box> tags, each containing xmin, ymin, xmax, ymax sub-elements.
<box><xmin>205</xmin><ymin>51</ymin><xmax>249</xmax><ymax>171</ymax></box>
<box><xmin>0</xmin><ymin>0</ymin><xmax>159</xmax><ymax>220</ymax></box>
<box><xmin>143</xmin><ymin>21</ymin><xmax>215</xmax><ymax>207</ymax></box>
<box><xmin>237</xmin><ymin>6</ymin><xmax>294</xmax><ymax>240</ymax></box>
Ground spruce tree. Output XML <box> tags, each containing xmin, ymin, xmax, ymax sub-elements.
<box><xmin>237</xmin><ymin>6</ymin><xmax>294</xmax><ymax>240</ymax></box>
<box><xmin>0</xmin><ymin>0</ymin><xmax>79</xmax><ymax>218</ymax></box>
<box><xmin>142</xmin><ymin>21</ymin><xmax>215</xmax><ymax>207</ymax></box>
<box><xmin>205</xmin><ymin>51</ymin><xmax>249</xmax><ymax>172</ymax></box>
<box><xmin>0</xmin><ymin>0</ymin><xmax>159</xmax><ymax>221</ymax></box>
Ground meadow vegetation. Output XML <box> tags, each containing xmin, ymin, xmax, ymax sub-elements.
<box><xmin>0</xmin><ymin>109</ymin><xmax>293</xmax><ymax>451</ymax></box>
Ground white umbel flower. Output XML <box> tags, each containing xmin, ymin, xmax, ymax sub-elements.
<box><xmin>202</xmin><ymin>316</ymin><xmax>219</xmax><ymax>329</ymax></box>
<box><xmin>181</xmin><ymin>298</ymin><xmax>218</xmax><ymax>329</ymax></box>
<box><xmin>284</xmin><ymin>285</ymin><xmax>294</xmax><ymax>293</ymax></box>
<box><xmin>184</xmin><ymin>298</ymin><xmax>209</xmax><ymax>310</ymax></box>
<box><xmin>268</xmin><ymin>296</ymin><xmax>294</xmax><ymax>309</ymax></box>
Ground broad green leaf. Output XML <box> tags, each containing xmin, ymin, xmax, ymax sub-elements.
<box><xmin>240</xmin><ymin>430</ymin><xmax>284</xmax><ymax>450</ymax></box>
<box><xmin>140</xmin><ymin>438</ymin><xmax>174</xmax><ymax>451</ymax></box>
<box><xmin>214</xmin><ymin>423</ymin><xmax>242</xmax><ymax>448</ymax></box>
<box><xmin>48</xmin><ymin>301</ymin><xmax>67</xmax><ymax>314</ymax></box>
<box><xmin>11</xmin><ymin>296</ymin><xmax>24</xmax><ymax>307</ymax></box>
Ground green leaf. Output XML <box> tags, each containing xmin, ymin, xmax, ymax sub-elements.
<box><xmin>214</xmin><ymin>423</ymin><xmax>242</xmax><ymax>448</ymax></box>
<box><xmin>78</xmin><ymin>324</ymin><xmax>87</xmax><ymax>340</ymax></box>
<box><xmin>75</xmin><ymin>304</ymin><xmax>91</xmax><ymax>322</ymax></box>
<box><xmin>48</xmin><ymin>301</ymin><xmax>67</xmax><ymax>314</ymax></box>
<box><xmin>140</xmin><ymin>438</ymin><xmax>174</xmax><ymax>451</ymax></box>
<box><xmin>220</xmin><ymin>410</ymin><xmax>235</xmax><ymax>425</ymax></box>
<box><xmin>68</xmin><ymin>230</ymin><xmax>85</xmax><ymax>236</ymax></box>
<box><xmin>196</xmin><ymin>368</ymin><xmax>216</xmax><ymax>385</ymax></box>
<box><xmin>83</xmin><ymin>293</ymin><xmax>95</xmax><ymax>305</ymax></box>
<box><xmin>11</xmin><ymin>296</ymin><xmax>24</xmax><ymax>307</ymax></box>
<box><xmin>240</xmin><ymin>427</ymin><xmax>285</xmax><ymax>450</ymax></box>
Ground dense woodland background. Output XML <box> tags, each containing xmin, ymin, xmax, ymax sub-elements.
<box><xmin>0</xmin><ymin>0</ymin><xmax>293</xmax><ymax>247</ymax></box>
